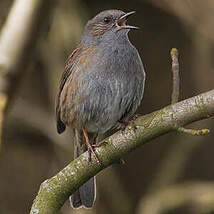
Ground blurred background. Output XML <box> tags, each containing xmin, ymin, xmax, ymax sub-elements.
<box><xmin>0</xmin><ymin>0</ymin><xmax>214</xmax><ymax>214</ymax></box>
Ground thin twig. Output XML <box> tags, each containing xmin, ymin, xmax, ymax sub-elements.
<box><xmin>171</xmin><ymin>48</ymin><xmax>180</xmax><ymax>104</ymax></box>
<box><xmin>170</xmin><ymin>48</ymin><xmax>210</xmax><ymax>135</ymax></box>
<box><xmin>177</xmin><ymin>127</ymin><xmax>210</xmax><ymax>136</ymax></box>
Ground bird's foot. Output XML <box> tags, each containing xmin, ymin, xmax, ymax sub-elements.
<box><xmin>92</xmin><ymin>141</ymin><xmax>108</xmax><ymax>148</ymax></box>
<box><xmin>118</xmin><ymin>118</ymin><xmax>138</xmax><ymax>132</ymax></box>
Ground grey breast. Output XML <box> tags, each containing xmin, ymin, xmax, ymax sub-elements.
<box><xmin>78</xmin><ymin>38</ymin><xmax>145</xmax><ymax>134</ymax></box>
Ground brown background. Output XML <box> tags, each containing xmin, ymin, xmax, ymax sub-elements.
<box><xmin>0</xmin><ymin>0</ymin><xmax>214</xmax><ymax>213</ymax></box>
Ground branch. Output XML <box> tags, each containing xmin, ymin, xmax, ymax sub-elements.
<box><xmin>30</xmin><ymin>89</ymin><xmax>214</xmax><ymax>214</ymax></box>
<box><xmin>170</xmin><ymin>48</ymin><xmax>180</xmax><ymax>104</ymax></box>
<box><xmin>170</xmin><ymin>48</ymin><xmax>209</xmax><ymax>136</ymax></box>
<box><xmin>0</xmin><ymin>0</ymin><xmax>55</xmax><ymax>148</ymax></box>
<box><xmin>0</xmin><ymin>93</ymin><xmax>7</xmax><ymax>150</ymax></box>
<box><xmin>177</xmin><ymin>127</ymin><xmax>209</xmax><ymax>135</ymax></box>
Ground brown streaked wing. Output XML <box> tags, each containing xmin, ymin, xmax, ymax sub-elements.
<box><xmin>55</xmin><ymin>45</ymin><xmax>83</xmax><ymax>134</ymax></box>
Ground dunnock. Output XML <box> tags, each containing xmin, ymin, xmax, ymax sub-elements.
<box><xmin>56</xmin><ymin>9</ymin><xmax>146</xmax><ymax>208</ymax></box>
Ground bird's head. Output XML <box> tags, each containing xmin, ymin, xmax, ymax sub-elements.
<box><xmin>82</xmin><ymin>9</ymin><xmax>139</xmax><ymax>44</ymax></box>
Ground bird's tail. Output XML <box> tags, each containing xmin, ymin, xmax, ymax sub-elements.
<box><xmin>69</xmin><ymin>129</ymin><xmax>96</xmax><ymax>209</ymax></box>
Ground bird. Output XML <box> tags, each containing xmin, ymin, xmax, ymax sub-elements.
<box><xmin>56</xmin><ymin>9</ymin><xmax>146</xmax><ymax>209</ymax></box>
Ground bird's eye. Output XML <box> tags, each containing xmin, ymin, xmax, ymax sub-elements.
<box><xmin>103</xmin><ymin>16</ymin><xmax>111</xmax><ymax>24</ymax></box>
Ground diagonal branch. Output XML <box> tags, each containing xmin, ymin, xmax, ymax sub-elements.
<box><xmin>30</xmin><ymin>89</ymin><xmax>214</xmax><ymax>214</ymax></box>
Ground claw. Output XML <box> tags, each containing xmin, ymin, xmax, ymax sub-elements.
<box><xmin>118</xmin><ymin>119</ymin><xmax>137</xmax><ymax>132</ymax></box>
<box><xmin>129</xmin><ymin>120</ymin><xmax>137</xmax><ymax>132</ymax></box>
<box><xmin>92</xmin><ymin>141</ymin><xmax>108</xmax><ymax>148</ymax></box>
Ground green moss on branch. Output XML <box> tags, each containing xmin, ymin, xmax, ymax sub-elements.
<box><xmin>30</xmin><ymin>89</ymin><xmax>214</xmax><ymax>214</ymax></box>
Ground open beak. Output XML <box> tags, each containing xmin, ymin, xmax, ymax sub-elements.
<box><xmin>117</xmin><ymin>11</ymin><xmax>139</xmax><ymax>30</ymax></box>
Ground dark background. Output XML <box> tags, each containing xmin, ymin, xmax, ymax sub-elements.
<box><xmin>0</xmin><ymin>0</ymin><xmax>214</xmax><ymax>214</ymax></box>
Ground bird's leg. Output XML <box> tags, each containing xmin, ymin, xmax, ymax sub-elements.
<box><xmin>82</xmin><ymin>128</ymin><xmax>101</xmax><ymax>165</ymax></box>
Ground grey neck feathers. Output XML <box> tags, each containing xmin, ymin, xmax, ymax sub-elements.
<box><xmin>81</xmin><ymin>29</ymin><xmax>130</xmax><ymax>46</ymax></box>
